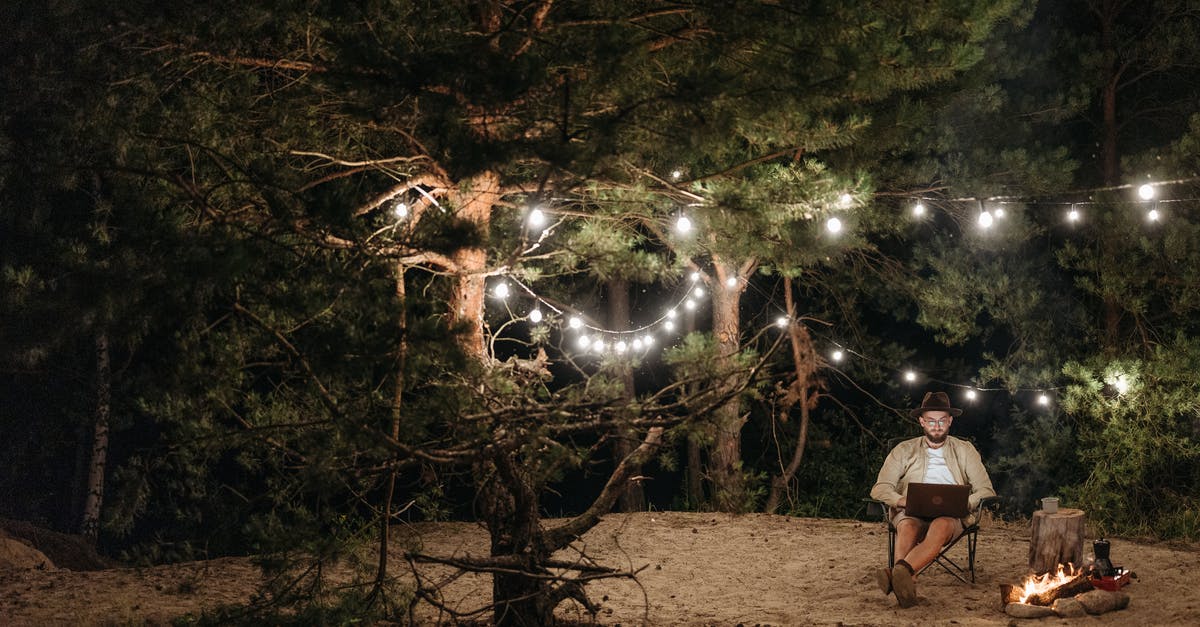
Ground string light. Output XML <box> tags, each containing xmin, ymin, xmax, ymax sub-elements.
<box><xmin>912</xmin><ymin>202</ymin><xmax>926</xmax><ymax>217</ymax></box>
<box><xmin>725</xmin><ymin>276</ymin><xmax>738</xmax><ymax>288</ymax></box>
<box><xmin>632</xmin><ymin>338</ymin><xmax>643</xmax><ymax>350</ymax></box>
<box><xmin>1111</xmin><ymin>373</ymin><xmax>1130</xmax><ymax>395</ymax></box>
<box><xmin>826</xmin><ymin>217</ymin><xmax>843</xmax><ymax>234</ymax></box>
<box><xmin>675</xmin><ymin>216</ymin><xmax>693</xmax><ymax>234</ymax></box>
<box><xmin>1147</xmin><ymin>208</ymin><xmax>1161</xmax><ymax>222</ymax></box>
<box><xmin>1138</xmin><ymin>183</ymin><xmax>1156</xmax><ymax>200</ymax></box>
<box><xmin>664</xmin><ymin>320</ymin><xmax>676</xmax><ymax>332</ymax></box>
<box><xmin>1068</xmin><ymin>207</ymin><xmax>1081</xmax><ymax>223</ymax></box>
<box><xmin>965</xmin><ymin>390</ymin><xmax>977</xmax><ymax>400</ymax></box>
<box><xmin>1037</xmin><ymin>393</ymin><xmax>1051</xmax><ymax>406</ymax></box>
<box><xmin>528</xmin><ymin>309</ymin><xmax>543</xmax><ymax>323</ymax></box>
<box><xmin>693</xmin><ymin>286</ymin><xmax>705</xmax><ymax>298</ymax></box>
<box><xmin>977</xmin><ymin>210</ymin><xmax>994</xmax><ymax>229</ymax></box>
<box><xmin>393</xmin><ymin>202</ymin><xmax>409</xmax><ymax>220</ymax></box>
<box><xmin>666</xmin><ymin>308</ymin><xmax>678</xmax><ymax>320</ymax></box>
<box><xmin>568</xmin><ymin>316</ymin><xmax>583</xmax><ymax>329</ymax></box>
<box><xmin>671</xmin><ymin>169</ymin><xmax>683</xmax><ymax>181</ymax></box>
<box><xmin>528</xmin><ymin>208</ymin><xmax>546</xmax><ymax>227</ymax></box>
<box><xmin>690</xmin><ymin>272</ymin><xmax>701</xmax><ymax>282</ymax></box>
<box><xmin>904</xmin><ymin>370</ymin><xmax>917</xmax><ymax>382</ymax></box>
<box><xmin>592</xmin><ymin>340</ymin><xmax>606</xmax><ymax>353</ymax></box>
<box><xmin>615</xmin><ymin>340</ymin><xmax>627</xmax><ymax>354</ymax></box>
<box><xmin>839</xmin><ymin>193</ymin><xmax>854</xmax><ymax>208</ymax></box>
<box><xmin>776</xmin><ymin>316</ymin><xmax>789</xmax><ymax>328</ymax></box>
<box><xmin>684</xmin><ymin>299</ymin><xmax>697</xmax><ymax>311</ymax></box>
<box><xmin>993</xmin><ymin>207</ymin><xmax>1006</xmax><ymax>219</ymax></box>
<box><xmin>831</xmin><ymin>349</ymin><xmax>843</xmax><ymax>362</ymax></box>
<box><xmin>576</xmin><ymin>335</ymin><xmax>591</xmax><ymax>350</ymax></box>
<box><xmin>493</xmin><ymin>282</ymin><xmax>510</xmax><ymax>299</ymax></box>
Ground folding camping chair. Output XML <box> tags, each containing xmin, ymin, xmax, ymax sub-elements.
<box><xmin>865</xmin><ymin>494</ymin><xmax>1001</xmax><ymax>583</ymax></box>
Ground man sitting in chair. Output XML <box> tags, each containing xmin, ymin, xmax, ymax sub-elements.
<box><xmin>870</xmin><ymin>391</ymin><xmax>995</xmax><ymax>608</ymax></box>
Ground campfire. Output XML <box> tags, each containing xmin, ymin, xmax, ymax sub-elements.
<box><xmin>1004</xmin><ymin>563</ymin><xmax>1091</xmax><ymax>606</ymax></box>
<box><xmin>999</xmin><ymin>562</ymin><xmax>1132</xmax><ymax>619</ymax></box>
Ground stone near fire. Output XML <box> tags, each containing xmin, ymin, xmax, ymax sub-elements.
<box><xmin>1051</xmin><ymin>597</ymin><xmax>1087</xmax><ymax>617</ymax></box>
<box><xmin>1074</xmin><ymin>589</ymin><xmax>1130</xmax><ymax>615</ymax></box>
<box><xmin>1005</xmin><ymin>602</ymin><xmax>1057</xmax><ymax>619</ymax></box>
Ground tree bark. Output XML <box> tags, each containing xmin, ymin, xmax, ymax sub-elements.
<box><xmin>708</xmin><ymin>259</ymin><xmax>748</xmax><ymax>512</ymax></box>
<box><xmin>447</xmin><ymin>172</ymin><xmax>500</xmax><ymax>361</ymax></box>
<box><xmin>607</xmin><ymin>277</ymin><xmax>645</xmax><ymax>512</ymax></box>
<box><xmin>1028</xmin><ymin>508</ymin><xmax>1086</xmax><ymax>575</ymax></box>
<box><xmin>81</xmin><ymin>331</ymin><xmax>110</xmax><ymax>542</ymax></box>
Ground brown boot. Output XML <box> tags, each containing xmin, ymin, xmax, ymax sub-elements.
<box><xmin>892</xmin><ymin>560</ymin><xmax>917</xmax><ymax>608</ymax></box>
<box><xmin>874</xmin><ymin>567</ymin><xmax>893</xmax><ymax>595</ymax></box>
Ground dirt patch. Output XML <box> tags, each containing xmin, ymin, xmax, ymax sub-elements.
<box><xmin>3</xmin><ymin>512</ymin><xmax>1197</xmax><ymax>625</ymax></box>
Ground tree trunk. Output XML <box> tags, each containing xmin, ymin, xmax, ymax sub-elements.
<box><xmin>447</xmin><ymin>172</ymin><xmax>500</xmax><ymax>361</ymax></box>
<box><xmin>1028</xmin><ymin>508</ymin><xmax>1086</xmax><ymax>575</ymax></box>
<box><xmin>376</xmin><ymin>263</ymin><xmax>408</xmax><ymax>591</ymax></box>
<box><xmin>765</xmin><ymin>279</ymin><xmax>818</xmax><ymax>514</ymax></box>
<box><xmin>484</xmin><ymin>453</ymin><xmax>554</xmax><ymax>627</ymax></box>
<box><xmin>684</xmin><ymin>304</ymin><xmax>704</xmax><ymax>508</ymax></box>
<box><xmin>607</xmin><ymin>277</ymin><xmax>645</xmax><ymax>512</ymax></box>
<box><xmin>81</xmin><ymin>331</ymin><xmax>110</xmax><ymax>542</ymax></box>
<box><xmin>1099</xmin><ymin>0</ymin><xmax>1120</xmax><ymax>187</ymax></box>
<box><xmin>708</xmin><ymin>259</ymin><xmax>748</xmax><ymax>512</ymax></box>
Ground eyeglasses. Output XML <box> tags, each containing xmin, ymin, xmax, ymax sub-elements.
<box><xmin>922</xmin><ymin>418</ymin><xmax>951</xmax><ymax>426</ymax></box>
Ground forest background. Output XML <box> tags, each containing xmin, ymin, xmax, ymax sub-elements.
<box><xmin>3</xmin><ymin>0</ymin><xmax>1200</xmax><ymax>623</ymax></box>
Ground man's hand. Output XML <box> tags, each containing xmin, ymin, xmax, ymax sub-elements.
<box><xmin>896</xmin><ymin>496</ymin><xmax>906</xmax><ymax>508</ymax></box>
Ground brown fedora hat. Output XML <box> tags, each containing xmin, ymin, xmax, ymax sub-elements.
<box><xmin>909</xmin><ymin>391</ymin><xmax>963</xmax><ymax>418</ymax></box>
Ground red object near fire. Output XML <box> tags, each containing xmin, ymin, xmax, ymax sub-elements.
<box><xmin>1091</xmin><ymin>568</ymin><xmax>1131</xmax><ymax>591</ymax></box>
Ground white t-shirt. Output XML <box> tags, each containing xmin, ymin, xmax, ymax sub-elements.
<box><xmin>923</xmin><ymin>445</ymin><xmax>955</xmax><ymax>484</ymax></box>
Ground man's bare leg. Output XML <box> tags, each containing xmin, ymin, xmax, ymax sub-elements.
<box><xmin>898</xmin><ymin>517</ymin><xmax>959</xmax><ymax>574</ymax></box>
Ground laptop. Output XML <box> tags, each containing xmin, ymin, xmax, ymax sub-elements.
<box><xmin>905</xmin><ymin>482</ymin><xmax>970</xmax><ymax>518</ymax></box>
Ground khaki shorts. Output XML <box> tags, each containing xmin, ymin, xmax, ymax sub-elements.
<box><xmin>890</xmin><ymin>507</ymin><xmax>964</xmax><ymax>537</ymax></box>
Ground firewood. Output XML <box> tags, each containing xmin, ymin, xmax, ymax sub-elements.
<box><xmin>1074</xmin><ymin>589</ymin><xmax>1130</xmax><ymax>615</ymax></box>
<box><xmin>1028</xmin><ymin>508</ymin><xmax>1085</xmax><ymax>574</ymax></box>
<box><xmin>1023</xmin><ymin>570</ymin><xmax>1093</xmax><ymax>606</ymax></box>
<box><xmin>1005</xmin><ymin>602</ymin><xmax>1056</xmax><ymax>618</ymax></box>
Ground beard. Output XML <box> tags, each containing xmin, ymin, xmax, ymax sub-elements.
<box><xmin>925</xmin><ymin>433</ymin><xmax>948</xmax><ymax>444</ymax></box>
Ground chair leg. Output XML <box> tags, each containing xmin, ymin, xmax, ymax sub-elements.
<box><xmin>967</xmin><ymin>528</ymin><xmax>978</xmax><ymax>583</ymax></box>
<box><xmin>887</xmin><ymin>527</ymin><xmax>896</xmax><ymax>568</ymax></box>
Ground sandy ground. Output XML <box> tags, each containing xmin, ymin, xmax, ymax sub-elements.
<box><xmin>2</xmin><ymin>511</ymin><xmax>1197</xmax><ymax>625</ymax></box>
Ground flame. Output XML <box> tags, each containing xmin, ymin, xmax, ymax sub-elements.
<box><xmin>1017</xmin><ymin>563</ymin><xmax>1079</xmax><ymax>604</ymax></box>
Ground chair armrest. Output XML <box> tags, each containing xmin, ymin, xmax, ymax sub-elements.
<box><xmin>862</xmin><ymin>497</ymin><xmax>888</xmax><ymax>519</ymax></box>
<box><xmin>974</xmin><ymin>495</ymin><xmax>1001</xmax><ymax>513</ymax></box>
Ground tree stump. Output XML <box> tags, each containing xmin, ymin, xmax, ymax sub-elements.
<box><xmin>1028</xmin><ymin>508</ymin><xmax>1085</xmax><ymax>574</ymax></box>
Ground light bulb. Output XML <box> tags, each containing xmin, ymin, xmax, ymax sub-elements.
<box><xmin>1038</xmin><ymin>394</ymin><xmax>1050</xmax><ymax>406</ymax></box>
<box><xmin>642</xmin><ymin>335</ymin><xmax>654</xmax><ymax>346</ymax></box>
<box><xmin>977</xmin><ymin>211</ymin><xmax>994</xmax><ymax>228</ymax></box>
<box><xmin>664</xmin><ymin>320</ymin><xmax>676</xmax><ymax>332</ymax></box>
<box><xmin>592</xmin><ymin>340</ymin><xmax>606</xmax><ymax>353</ymax></box>
<box><xmin>690</xmin><ymin>271</ymin><xmax>701</xmax><ymax>282</ymax></box>
<box><xmin>632</xmin><ymin>338</ymin><xmax>643</xmax><ymax>350</ymax></box>
<box><xmin>904</xmin><ymin>371</ymin><xmax>916</xmax><ymax>382</ymax></box>
<box><xmin>912</xmin><ymin>203</ymin><xmax>926</xmax><ymax>217</ymax></box>
<box><xmin>528</xmin><ymin>208</ymin><xmax>546</xmax><ymax>227</ymax></box>
<box><xmin>615</xmin><ymin>341</ymin><xmax>627</xmax><ymax>354</ymax></box>
<box><xmin>965</xmin><ymin>390</ymin><xmax>977</xmax><ymax>400</ymax></box>
<box><xmin>576</xmin><ymin>335</ymin><xmax>591</xmax><ymax>350</ymax></box>
<box><xmin>725</xmin><ymin>276</ymin><xmax>738</xmax><ymax>288</ymax></box>
<box><xmin>775</xmin><ymin>316</ymin><xmax>788</xmax><ymax>328</ymax></box>
<box><xmin>528</xmin><ymin>309</ymin><xmax>543</xmax><ymax>323</ymax></box>
<box><xmin>839</xmin><ymin>193</ymin><xmax>854</xmax><ymax>207</ymax></box>
<box><xmin>675</xmin><ymin>216</ymin><xmax>693</xmax><ymax>234</ymax></box>
<box><xmin>693</xmin><ymin>287</ymin><xmax>705</xmax><ymax>298</ymax></box>
<box><xmin>831</xmin><ymin>349</ymin><xmax>843</xmax><ymax>362</ymax></box>
<box><xmin>993</xmin><ymin>207</ymin><xmax>1006</xmax><ymax>219</ymax></box>
<box><xmin>393</xmin><ymin>202</ymin><xmax>409</xmax><ymax>219</ymax></box>
<box><xmin>568</xmin><ymin>316</ymin><xmax>582</xmax><ymax>329</ymax></box>
<box><xmin>493</xmin><ymin>283</ymin><xmax>509</xmax><ymax>299</ymax></box>
<box><xmin>826</xmin><ymin>217</ymin><xmax>843</xmax><ymax>234</ymax></box>
<box><xmin>666</xmin><ymin>308</ymin><xmax>678</xmax><ymax>320</ymax></box>
<box><xmin>1114</xmin><ymin>375</ymin><xmax>1130</xmax><ymax>395</ymax></box>
<box><xmin>1138</xmin><ymin>183</ymin><xmax>1155</xmax><ymax>200</ymax></box>
<box><xmin>1148</xmin><ymin>209</ymin><xmax>1161</xmax><ymax>222</ymax></box>
<box><xmin>671</xmin><ymin>169</ymin><xmax>683</xmax><ymax>180</ymax></box>
<box><xmin>1068</xmin><ymin>209</ymin><xmax>1081</xmax><ymax>222</ymax></box>
<box><xmin>684</xmin><ymin>299</ymin><xmax>697</xmax><ymax>311</ymax></box>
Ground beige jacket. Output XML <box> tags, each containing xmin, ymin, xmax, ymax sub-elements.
<box><xmin>870</xmin><ymin>435</ymin><xmax>996</xmax><ymax>524</ymax></box>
